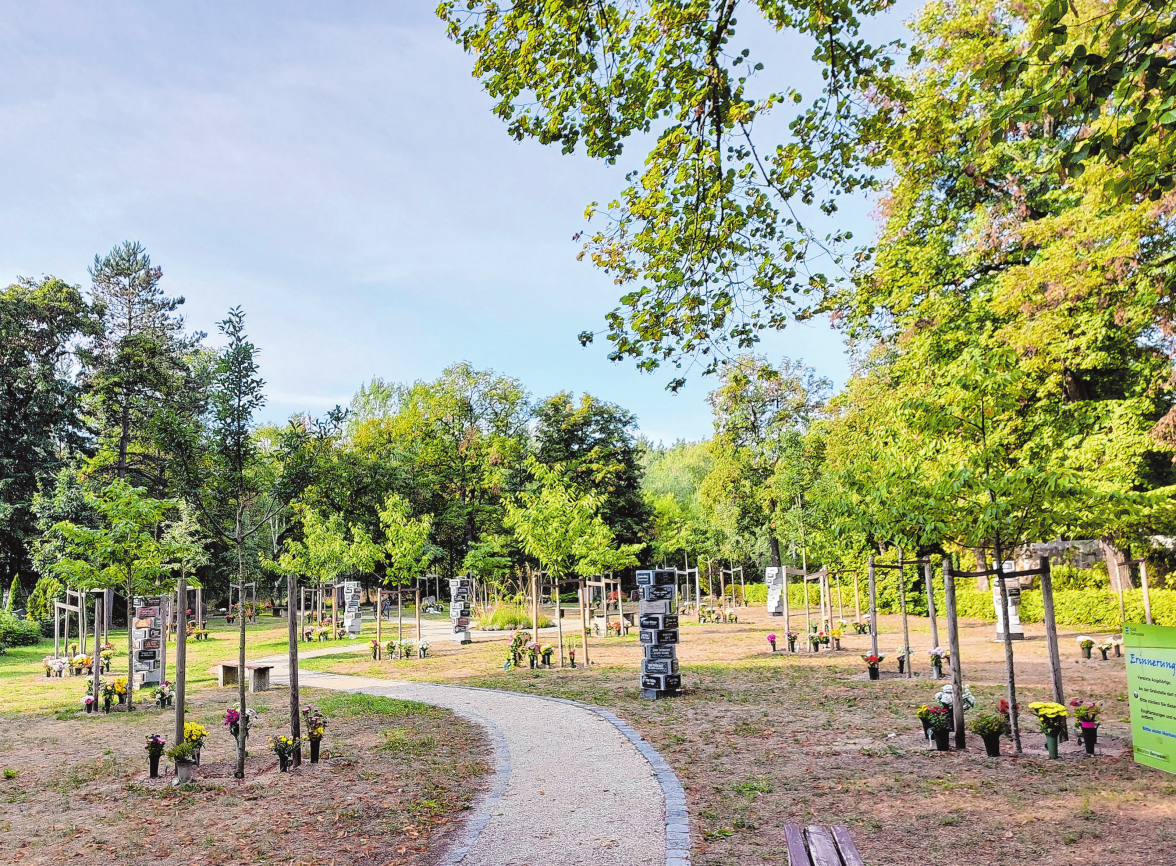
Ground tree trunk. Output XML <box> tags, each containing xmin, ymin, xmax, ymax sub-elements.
<box><xmin>1100</xmin><ymin>538</ymin><xmax>1134</xmax><ymax>591</ymax></box>
<box><xmin>176</xmin><ymin>572</ymin><xmax>187</xmax><ymax>748</ymax></box>
<box><xmin>126</xmin><ymin>571</ymin><xmax>135</xmax><ymax>709</ymax></box>
<box><xmin>994</xmin><ymin>541</ymin><xmax>1022</xmax><ymax>754</ymax></box>
<box><xmin>287</xmin><ymin>572</ymin><xmax>301</xmax><ymax>767</ymax></box>
<box><xmin>235</xmin><ymin>524</ymin><xmax>248</xmax><ymax>780</ymax></box>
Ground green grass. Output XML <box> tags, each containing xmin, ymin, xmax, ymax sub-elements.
<box><xmin>476</xmin><ymin>604</ymin><xmax>553</xmax><ymax>631</ymax></box>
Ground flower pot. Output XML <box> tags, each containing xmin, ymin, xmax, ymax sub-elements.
<box><xmin>1045</xmin><ymin>733</ymin><xmax>1059</xmax><ymax>759</ymax></box>
<box><xmin>175</xmin><ymin>759</ymin><xmax>196</xmax><ymax>784</ymax></box>
<box><xmin>104</xmin><ymin>698</ymin><xmax>112</xmax><ymax>714</ymax></box>
<box><xmin>1114</xmin><ymin>644</ymin><xmax>1121</xmax><ymax>657</ymax></box>
<box><xmin>769</xmin><ymin>640</ymin><xmax>776</xmax><ymax>652</ymax></box>
<box><xmin>787</xmin><ymin>639</ymin><xmax>797</xmax><ymax>652</ymax></box>
<box><xmin>279</xmin><ymin>755</ymin><xmax>290</xmax><ymax>773</ymax></box>
<box><xmin>529</xmin><ymin>657</ymin><xmax>537</xmax><ymax>669</ymax></box>
<box><xmin>420</xmin><ymin>648</ymin><xmax>428</xmax><ymax>658</ymax></box>
<box><xmin>933</xmin><ymin>730</ymin><xmax>950</xmax><ymax>751</ymax></box>
<box><xmin>1082</xmin><ymin>646</ymin><xmax>1092</xmax><ymax>659</ymax></box>
<box><xmin>371</xmin><ymin>647</ymin><xmax>379</xmax><ymax>660</ymax></box>
<box><xmin>1099</xmin><ymin>649</ymin><xmax>1108</xmax><ymax>660</ymax></box>
<box><xmin>981</xmin><ymin>732</ymin><xmax>1002</xmax><ymax>757</ymax></box>
<box><xmin>1082</xmin><ymin>724</ymin><xmax>1098</xmax><ymax>754</ymax></box>
<box><xmin>931</xmin><ymin>660</ymin><xmax>943</xmax><ymax>679</ymax></box>
<box><xmin>118</xmin><ymin>693</ymin><xmax>126</xmax><ymax>705</ymax></box>
<box><xmin>570</xmin><ymin>658</ymin><xmax>577</xmax><ymax>669</ymax></box>
<box><xmin>811</xmin><ymin>642</ymin><xmax>820</xmax><ymax>652</ymax></box>
<box><xmin>920</xmin><ymin>718</ymin><xmax>932</xmax><ymax>739</ymax></box>
<box><xmin>149</xmin><ymin>754</ymin><xmax>161</xmax><ymax>778</ymax></box>
<box><xmin>897</xmin><ymin>657</ymin><xmax>906</xmax><ymax>674</ymax></box>
<box><xmin>833</xmin><ymin>638</ymin><xmax>841</xmax><ymax>651</ymax></box>
<box><xmin>310</xmin><ymin>738</ymin><xmax>321</xmax><ymax>763</ymax></box>
<box><xmin>84</xmin><ymin>701</ymin><xmax>94</xmax><ymax>714</ymax></box>
<box><xmin>868</xmin><ymin>665</ymin><xmax>880</xmax><ymax>681</ymax></box>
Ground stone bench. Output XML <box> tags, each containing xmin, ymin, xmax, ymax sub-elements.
<box><xmin>785</xmin><ymin>824</ymin><xmax>865</xmax><ymax>866</ymax></box>
<box><xmin>214</xmin><ymin>661</ymin><xmax>274</xmax><ymax>692</ymax></box>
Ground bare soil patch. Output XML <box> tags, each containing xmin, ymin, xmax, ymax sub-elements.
<box><xmin>0</xmin><ymin>687</ymin><xmax>489</xmax><ymax>866</ymax></box>
<box><xmin>307</xmin><ymin>610</ymin><xmax>1176</xmax><ymax>866</ymax></box>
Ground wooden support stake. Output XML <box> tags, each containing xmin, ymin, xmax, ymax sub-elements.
<box><xmin>1141</xmin><ymin>560</ymin><xmax>1154</xmax><ymax>625</ymax></box>
<box><xmin>994</xmin><ymin>556</ymin><xmax>1023</xmax><ymax>753</ymax></box>
<box><xmin>943</xmin><ymin>559</ymin><xmax>965</xmax><ymax>749</ymax></box>
<box><xmin>1040</xmin><ymin>555</ymin><xmax>1064</xmax><ymax>710</ymax></box>
<box><xmin>287</xmin><ymin>573</ymin><xmax>301</xmax><ymax>767</ymax></box>
<box><xmin>783</xmin><ymin>567</ymin><xmax>791</xmax><ymax>648</ymax></box>
<box><xmin>578</xmin><ymin>578</ymin><xmax>590</xmax><ymax>667</ymax></box>
<box><xmin>898</xmin><ymin>549</ymin><xmax>911</xmax><ymax>679</ymax></box>
<box><xmin>416</xmin><ymin>586</ymin><xmax>422</xmax><ymax>641</ymax></box>
<box><xmin>853</xmin><ymin>571</ymin><xmax>861</xmax><ymax>622</ymax></box>
<box><xmin>376</xmin><ymin>588</ymin><xmax>382</xmax><ymax>652</ymax></box>
<box><xmin>836</xmin><ymin>573</ymin><xmax>844</xmax><ymax>621</ymax></box>
<box><xmin>532</xmin><ymin>570</ymin><xmax>540</xmax><ymax>644</ymax></box>
<box><xmin>868</xmin><ymin>556</ymin><xmax>879</xmax><ymax>658</ymax></box>
<box><xmin>924</xmin><ymin>558</ymin><xmax>939</xmax><ymax>652</ymax></box>
<box><xmin>556</xmin><ymin>578</ymin><xmax>564</xmax><ymax>667</ymax></box>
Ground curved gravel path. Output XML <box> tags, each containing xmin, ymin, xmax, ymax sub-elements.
<box><xmin>260</xmin><ymin>653</ymin><xmax>690</xmax><ymax>866</ymax></box>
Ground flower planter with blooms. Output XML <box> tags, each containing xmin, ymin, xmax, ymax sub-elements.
<box><xmin>862</xmin><ymin>654</ymin><xmax>884</xmax><ymax>680</ymax></box>
<box><xmin>1076</xmin><ymin>635</ymin><xmax>1095</xmax><ymax>659</ymax></box>
<box><xmin>167</xmin><ymin>741</ymin><xmax>199</xmax><ymax>783</ymax></box>
<box><xmin>303</xmin><ymin>704</ymin><xmax>328</xmax><ymax>762</ymax></box>
<box><xmin>525</xmin><ymin>641</ymin><xmax>541</xmax><ymax>668</ymax></box>
<box><xmin>154</xmin><ymin>681</ymin><xmax>174</xmax><ymax>708</ymax></box>
<box><xmin>184</xmin><ymin>722</ymin><xmax>208</xmax><ymax>765</ymax></box>
<box><xmin>385</xmin><ymin>639</ymin><xmax>399</xmax><ymax>658</ymax></box>
<box><xmin>1029</xmin><ymin>701</ymin><xmax>1069</xmax><ymax>758</ymax></box>
<box><xmin>809</xmin><ymin>631</ymin><xmax>829</xmax><ymax>651</ymax></box>
<box><xmin>81</xmin><ymin>695</ymin><xmax>95</xmax><ymax>714</ymax></box>
<box><xmin>113</xmin><ymin>677</ymin><xmax>128</xmax><ymax>704</ymax></box>
<box><xmin>224</xmin><ymin>706</ymin><xmax>256</xmax><ymax>740</ymax></box>
<box><xmin>915</xmin><ymin>704</ymin><xmax>935</xmax><ymax>738</ymax></box>
<box><xmin>145</xmin><ymin>734</ymin><xmax>166</xmax><ymax>777</ymax></box>
<box><xmin>370</xmin><ymin>639</ymin><xmax>381</xmax><ymax>660</ymax></box>
<box><xmin>896</xmin><ymin>647</ymin><xmax>912</xmax><ymax>674</ymax></box>
<box><xmin>418</xmin><ymin>640</ymin><xmax>430</xmax><ymax>659</ymax></box>
<box><xmin>853</xmin><ymin>621</ymin><xmax>869</xmax><ymax>635</ymax></box>
<box><xmin>1070</xmin><ymin>700</ymin><xmax>1102</xmax><ymax>754</ymax></box>
<box><xmin>568</xmin><ymin>648</ymin><xmax>576</xmax><ymax>669</ymax></box>
<box><xmin>540</xmin><ymin>644</ymin><xmax>554</xmax><ymax>666</ymax></box>
<box><xmin>928</xmin><ymin>647</ymin><xmax>949</xmax><ymax>678</ymax></box>
<box><xmin>100</xmin><ymin>649</ymin><xmax>114</xmax><ymax>672</ymax></box>
<box><xmin>923</xmin><ymin>705</ymin><xmax>953</xmax><ymax>751</ymax></box>
<box><xmin>1096</xmin><ymin>640</ymin><xmax>1112</xmax><ymax>661</ymax></box>
<box><xmin>830</xmin><ymin>629</ymin><xmax>843</xmax><ymax>651</ymax></box>
<box><xmin>767</xmin><ymin>633</ymin><xmax>777</xmax><ymax>652</ymax></box>
<box><xmin>270</xmin><ymin>735</ymin><xmax>301</xmax><ymax>772</ymax></box>
<box><xmin>1113</xmin><ymin>636</ymin><xmax>1123</xmax><ymax>657</ymax></box>
<box><xmin>970</xmin><ymin>711</ymin><xmax>1007</xmax><ymax>757</ymax></box>
<box><xmin>786</xmin><ymin>631</ymin><xmax>799</xmax><ymax>652</ymax></box>
<box><xmin>101</xmin><ymin>681</ymin><xmax>117</xmax><ymax>713</ymax></box>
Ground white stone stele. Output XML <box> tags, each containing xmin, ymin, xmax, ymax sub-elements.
<box><xmin>341</xmin><ymin>579</ymin><xmax>363</xmax><ymax>635</ymax></box>
<box><xmin>765</xmin><ymin>566</ymin><xmax>785</xmax><ymax>616</ymax></box>
<box><xmin>991</xmin><ymin>568</ymin><xmax>1025</xmax><ymax>641</ymax></box>
<box><xmin>449</xmin><ymin>577</ymin><xmax>473</xmax><ymax>644</ymax></box>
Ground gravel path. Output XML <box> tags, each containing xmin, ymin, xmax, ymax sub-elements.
<box><xmin>259</xmin><ymin>653</ymin><xmax>689</xmax><ymax>866</ymax></box>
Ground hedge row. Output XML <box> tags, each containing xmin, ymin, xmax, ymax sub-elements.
<box><xmin>0</xmin><ymin>611</ymin><xmax>42</xmax><ymax>646</ymax></box>
<box><xmin>731</xmin><ymin>580</ymin><xmax>1176</xmax><ymax>629</ymax></box>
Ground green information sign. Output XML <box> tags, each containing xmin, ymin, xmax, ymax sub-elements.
<box><xmin>1124</xmin><ymin>622</ymin><xmax>1176</xmax><ymax>774</ymax></box>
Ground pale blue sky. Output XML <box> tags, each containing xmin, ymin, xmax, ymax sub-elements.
<box><xmin>0</xmin><ymin>2</ymin><xmax>911</xmax><ymax>443</ymax></box>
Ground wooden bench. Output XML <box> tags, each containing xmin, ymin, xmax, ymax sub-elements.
<box><xmin>785</xmin><ymin>824</ymin><xmax>865</xmax><ymax>866</ymax></box>
<box><xmin>215</xmin><ymin>661</ymin><xmax>273</xmax><ymax>692</ymax></box>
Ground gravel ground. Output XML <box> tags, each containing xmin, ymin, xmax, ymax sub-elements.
<box><xmin>263</xmin><ymin>653</ymin><xmax>670</xmax><ymax>866</ymax></box>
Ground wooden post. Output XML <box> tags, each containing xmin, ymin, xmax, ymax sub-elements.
<box><xmin>532</xmin><ymin>570</ymin><xmax>540</xmax><ymax>644</ymax></box>
<box><xmin>398</xmin><ymin>587</ymin><xmax>403</xmax><ymax>642</ymax></box>
<box><xmin>556</xmin><ymin>578</ymin><xmax>564</xmax><ymax>667</ymax></box>
<box><xmin>53</xmin><ymin>602</ymin><xmax>59</xmax><ymax>659</ymax></box>
<box><xmin>176</xmin><ymin>574</ymin><xmax>188</xmax><ymax>748</ymax></box>
<box><xmin>943</xmin><ymin>559</ymin><xmax>965</xmax><ymax>749</ymax></box>
<box><xmin>1141</xmin><ymin>560</ymin><xmax>1154</xmax><ymax>625</ymax></box>
<box><xmin>287</xmin><ymin>572</ymin><xmax>301</xmax><ymax>767</ymax></box>
<box><xmin>783</xmin><ymin>568</ymin><xmax>791</xmax><ymax>649</ymax></box>
<box><xmin>868</xmin><ymin>556</ymin><xmax>878</xmax><ymax>658</ymax></box>
<box><xmin>578</xmin><ymin>578</ymin><xmax>590</xmax><ymax>667</ymax></box>
<box><xmin>617</xmin><ymin>573</ymin><xmax>626</xmax><ymax>634</ymax></box>
<box><xmin>1040</xmin><ymin>555</ymin><xmax>1065</xmax><ymax>710</ymax></box>
<box><xmin>853</xmin><ymin>571</ymin><xmax>861</xmax><ymax>622</ymax></box>
<box><xmin>160</xmin><ymin>593</ymin><xmax>168</xmax><ymax>687</ymax></box>
<box><xmin>376</xmin><ymin>588</ymin><xmax>382</xmax><ymax>653</ymax></box>
<box><xmin>739</xmin><ymin>566</ymin><xmax>746</xmax><ymax>607</ymax></box>
<box><xmin>836</xmin><ymin>573</ymin><xmax>844</xmax><ymax>620</ymax></box>
<box><xmin>994</xmin><ymin>555</ymin><xmax>1023</xmax><ymax>754</ymax></box>
<box><xmin>1118</xmin><ymin>587</ymin><xmax>1126</xmax><ymax>630</ymax></box>
<box><xmin>898</xmin><ymin>549</ymin><xmax>911</xmax><ymax>679</ymax></box>
<box><xmin>720</xmin><ymin>566</ymin><xmax>727</xmax><ymax>615</ymax></box>
<box><xmin>803</xmin><ymin>571</ymin><xmax>812</xmax><ymax>644</ymax></box>
<box><xmin>924</xmin><ymin>558</ymin><xmax>939</xmax><ymax>652</ymax></box>
<box><xmin>416</xmin><ymin>586</ymin><xmax>422</xmax><ymax>640</ymax></box>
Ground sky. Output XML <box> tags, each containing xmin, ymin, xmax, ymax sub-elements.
<box><xmin>0</xmin><ymin>2</ymin><xmax>913</xmax><ymax>444</ymax></box>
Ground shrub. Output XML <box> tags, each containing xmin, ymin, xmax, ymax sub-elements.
<box><xmin>969</xmin><ymin>711</ymin><xmax>1007</xmax><ymax>737</ymax></box>
<box><xmin>476</xmin><ymin>604</ymin><xmax>553</xmax><ymax>631</ymax></box>
<box><xmin>0</xmin><ymin>611</ymin><xmax>41</xmax><ymax>646</ymax></box>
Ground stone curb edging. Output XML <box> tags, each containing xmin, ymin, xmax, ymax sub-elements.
<box><xmin>273</xmin><ymin>671</ymin><xmax>692</xmax><ymax>865</ymax></box>
<box><xmin>417</xmin><ymin>683</ymin><xmax>692</xmax><ymax>866</ymax></box>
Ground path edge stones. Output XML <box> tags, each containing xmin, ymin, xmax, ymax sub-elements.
<box><xmin>420</xmin><ymin>683</ymin><xmax>692</xmax><ymax>866</ymax></box>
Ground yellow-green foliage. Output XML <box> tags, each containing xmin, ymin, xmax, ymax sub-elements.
<box><xmin>476</xmin><ymin>604</ymin><xmax>553</xmax><ymax>631</ymax></box>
